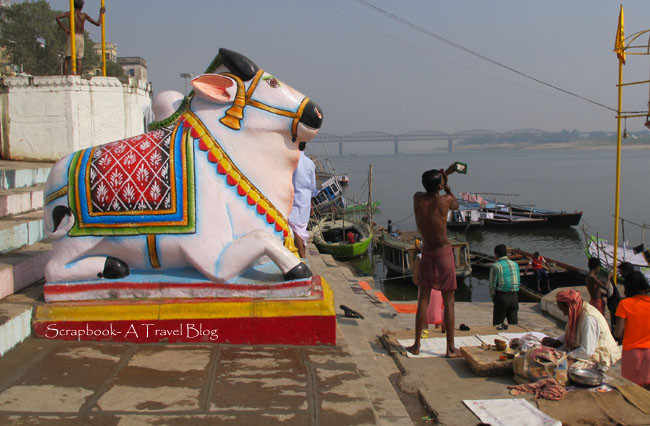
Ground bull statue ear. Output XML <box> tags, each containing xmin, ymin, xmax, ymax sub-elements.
<box><xmin>190</xmin><ymin>74</ymin><xmax>236</xmax><ymax>103</ymax></box>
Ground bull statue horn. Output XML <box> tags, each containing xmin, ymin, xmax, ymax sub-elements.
<box><xmin>220</xmin><ymin>74</ymin><xmax>246</xmax><ymax>130</ymax></box>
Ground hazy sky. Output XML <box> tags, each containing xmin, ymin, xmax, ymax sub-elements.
<box><xmin>48</xmin><ymin>0</ymin><xmax>650</xmax><ymax>135</ymax></box>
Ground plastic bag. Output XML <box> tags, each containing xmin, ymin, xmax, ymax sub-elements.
<box><xmin>513</xmin><ymin>346</ymin><xmax>568</xmax><ymax>385</ymax></box>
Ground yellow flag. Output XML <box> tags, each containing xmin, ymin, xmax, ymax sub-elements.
<box><xmin>614</xmin><ymin>4</ymin><xmax>626</xmax><ymax>64</ymax></box>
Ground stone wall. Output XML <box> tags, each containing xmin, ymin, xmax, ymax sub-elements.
<box><xmin>0</xmin><ymin>75</ymin><xmax>152</xmax><ymax>161</ymax></box>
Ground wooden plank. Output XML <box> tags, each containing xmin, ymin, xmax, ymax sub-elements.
<box><xmin>460</xmin><ymin>345</ymin><xmax>514</xmax><ymax>377</ymax></box>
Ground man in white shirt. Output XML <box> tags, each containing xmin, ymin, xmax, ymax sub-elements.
<box><xmin>289</xmin><ymin>151</ymin><xmax>317</xmax><ymax>258</ymax></box>
<box><xmin>541</xmin><ymin>289</ymin><xmax>620</xmax><ymax>370</ymax></box>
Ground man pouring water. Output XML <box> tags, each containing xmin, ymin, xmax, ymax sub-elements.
<box><xmin>406</xmin><ymin>162</ymin><xmax>465</xmax><ymax>357</ymax></box>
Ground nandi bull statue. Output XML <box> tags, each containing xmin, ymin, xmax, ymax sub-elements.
<box><xmin>43</xmin><ymin>48</ymin><xmax>323</xmax><ymax>289</ymax></box>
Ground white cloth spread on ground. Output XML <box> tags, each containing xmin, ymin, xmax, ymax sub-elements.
<box><xmin>399</xmin><ymin>332</ymin><xmax>549</xmax><ymax>358</ymax></box>
<box><xmin>398</xmin><ymin>336</ymin><xmax>483</xmax><ymax>358</ymax></box>
<box><xmin>463</xmin><ymin>398</ymin><xmax>561</xmax><ymax>426</ymax></box>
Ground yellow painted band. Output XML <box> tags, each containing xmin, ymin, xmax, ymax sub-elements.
<box><xmin>45</xmin><ymin>186</ymin><xmax>68</xmax><ymax>205</ymax></box>
<box><xmin>35</xmin><ymin>279</ymin><xmax>334</xmax><ymax>322</ymax></box>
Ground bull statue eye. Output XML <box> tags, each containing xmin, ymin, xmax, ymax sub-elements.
<box><xmin>262</xmin><ymin>75</ymin><xmax>281</xmax><ymax>88</ymax></box>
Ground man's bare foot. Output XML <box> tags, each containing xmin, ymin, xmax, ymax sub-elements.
<box><xmin>446</xmin><ymin>348</ymin><xmax>463</xmax><ymax>358</ymax></box>
<box><xmin>405</xmin><ymin>344</ymin><xmax>420</xmax><ymax>355</ymax></box>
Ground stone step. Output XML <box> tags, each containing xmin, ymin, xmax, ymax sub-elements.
<box><xmin>0</xmin><ymin>185</ymin><xmax>44</xmax><ymax>217</ymax></box>
<box><xmin>307</xmin><ymin>249</ymin><xmax>413</xmax><ymax>425</ymax></box>
<box><xmin>0</xmin><ymin>303</ymin><xmax>33</xmax><ymax>356</ymax></box>
<box><xmin>0</xmin><ymin>240</ymin><xmax>51</xmax><ymax>300</ymax></box>
<box><xmin>0</xmin><ymin>160</ymin><xmax>52</xmax><ymax>191</ymax></box>
<box><xmin>0</xmin><ymin>210</ymin><xmax>45</xmax><ymax>254</ymax></box>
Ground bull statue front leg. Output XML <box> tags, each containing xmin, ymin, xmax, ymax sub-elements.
<box><xmin>181</xmin><ymin>229</ymin><xmax>310</xmax><ymax>282</ymax></box>
<box><xmin>218</xmin><ymin>230</ymin><xmax>310</xmax><ymax>281</ymax></box>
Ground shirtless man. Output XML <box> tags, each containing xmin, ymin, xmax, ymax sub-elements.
<box><xmin>586</xmin><ymin>257</ymin><xmax>612</xmax><ymax>314</ymax></box>
<box><xmin>406</xmin><ymin>164</ymin><xmax>461</xmax><ymax>358</ymax></box>
<box><xmin>56</xmin><ymin>0</ymin><xmax>105</xmax><ymax>75</ymax></box>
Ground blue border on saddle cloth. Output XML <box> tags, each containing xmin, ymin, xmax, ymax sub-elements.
<box><xmin>67</xmin><ymin>124</ymin><xmax>196</xmax><ymax>236</ymax></box>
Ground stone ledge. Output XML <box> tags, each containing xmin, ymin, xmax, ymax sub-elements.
<box><xmin>0</xmin><ymin>161</ymin><xmax>52</xmax><ymax>190</ymax></box>
<box><xmin>0</xmin><ymin>210</ymin><xmax>45</xmax><ymax>254</ymax></box>
<box><xmin>1</xmin><ymin>75</ymin><xmax>150</xmax><ymax>90</ymax></box>
<box><xmin>0</xmin><ymin>240</ymin><xmax>52</xmax><ymax>300</ymax></box>
<box><xmin>0</xmin><ymin>303</ymin><xmax>32</xmax><ymax>356</ymax></box>
<box><xmin>0</xmin><ymin>185</ymin><xmax>44</xmax><ymax>217</ymax></box>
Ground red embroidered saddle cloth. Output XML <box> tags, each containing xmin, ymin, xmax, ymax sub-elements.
<box><xmin>68</xmin><ymin>124</ymin><xmax>195</xmax><ymax>236</ymax></box>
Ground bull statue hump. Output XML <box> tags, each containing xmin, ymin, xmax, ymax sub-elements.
<box><xmin>42</xmin><ymin>48</ymin><xmax>324</xmax><ymax>294</ymax></box>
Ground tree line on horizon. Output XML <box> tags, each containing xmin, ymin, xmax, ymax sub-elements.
<box><xmin>0</xmin><ymin>1</ymin><xmax>123</xmax><ymax>77</ymax></box>
<box><xmin>458</xmin><ymin>129</ymin><xmax>650</xmax><ymax>146</ymax></box>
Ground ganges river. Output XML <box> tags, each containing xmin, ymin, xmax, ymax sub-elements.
<box><xmin>320</xmin><ymin>148</ymin><xmax>650</xmax><ymax>302</ymax></box>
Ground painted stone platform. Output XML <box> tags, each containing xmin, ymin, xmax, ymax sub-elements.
<box><xmin>44</xmin><ymin>263</ymin><xmax>313</xmax><ymax>302</ymax></box>
<box><xmin>33</xmin><ymin>275</ymin><xmax>335</xmax><ymax>345</ymax></box>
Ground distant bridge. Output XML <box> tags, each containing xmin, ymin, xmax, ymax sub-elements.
<box><xmin>311</xmin><ymin>129</ymin><xmax>609</xmax><ymax>155</ymax></box>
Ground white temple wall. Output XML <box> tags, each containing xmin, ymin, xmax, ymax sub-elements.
<box><xmin>0</xmin><ymin>76</ymin><xmax>152</xmax><ymax>161</ymax></box>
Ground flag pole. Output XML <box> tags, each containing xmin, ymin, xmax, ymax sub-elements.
<box><xmin>69</xmin><ymin>0</ymin><xmax>76</xmax><ymax>75</ymax></box>
<box><xmin>101</xmin><ymin>0</ymin><xmax>106</xmax><ymax>76</ymax></box>
<box><xmin>612</xmin><ymin>4</ymin><xmax>625</xmax><ymax>286</ymax></box>
<box><xmin>613</xmin><ymin>57</ymin><xmax>623</xmax><ymax>286</ymax></box>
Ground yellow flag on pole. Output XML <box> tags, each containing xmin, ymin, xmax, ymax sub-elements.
<box><xmin>614</xmin><ymin>4</ymin><xmax>625</xmax><ymax>64</ymax></box>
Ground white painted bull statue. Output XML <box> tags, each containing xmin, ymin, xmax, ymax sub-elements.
<box><xmin>43</xmin><ymin>48</ymin><xmax>323</xmax><ymax>284</ymax></box>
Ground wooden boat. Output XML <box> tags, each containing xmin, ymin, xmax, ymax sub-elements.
<box><xmin>509</xmin><ymin>206</ymin><xmax>582</xmax><ymax>227</ymax></box>
<box><xmin>375</xmin><ymin>230</ymin><xmax>472</xmax><ymax>278</ymax></box>
<box><xmin>312</xmin><ymin>217</ymin><xmax>372</xmax><ymax>259</ymax></box>
<box><xmin>483</xmin><ymin>200</ymin><xmax>581</xmax><ymax>228</ymax></box>
<box><xmin>448</xmin><ymin>200</ymin><xmax>483</xmax><ymax>231</ymax></box>
<box><xmin>460</xmin><ymin>192</ymin><xmax>581</xmax><ymax>228</ymax></box>
<box><xmin>585</xmin><ymin>235</ymin><xmax>650</xmax><ymax>282</ymax></box>
<box><xmin>311</xmin><ymin>175</ymin><xmax>345</xmax><ymax>215</ymax></box>
<box><xmin>482</xmin><ymin>212</ymin><xmax>548</xmax><ymax>228</ymax></box>
<box><xmin>469</xmin><ymin>248</ymin><xmax>587</xmax><ymax>301</ymax></box>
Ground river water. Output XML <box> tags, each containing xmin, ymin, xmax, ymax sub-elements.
<box><xmin>322</xmin><ymin>148</ymin><xmax>650</xmax><ymax>302</ymax></box>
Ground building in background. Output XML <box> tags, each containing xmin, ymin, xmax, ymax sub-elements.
<box><xmin>117</xmin><ymin>56</ymin><xmax>147</xmax><ymax>81</ymax></box>
<box><xmin>92</xmin><ymin>42</ymin><xmax>117</xmax><ymax>63</ymax></box>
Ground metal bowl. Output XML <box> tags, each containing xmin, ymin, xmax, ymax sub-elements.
<box><xmin>568</xmin><ymin>368</ymin><xmax>603</xmax><ymax>387</ymax></box>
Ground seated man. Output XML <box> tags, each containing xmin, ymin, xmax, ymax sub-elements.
<box><xmin>542</xmin><ymin>289</ymin><xmax>621</xmax><ymax>371</ymax></box>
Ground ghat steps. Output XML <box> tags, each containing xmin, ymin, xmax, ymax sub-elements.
<box><xmin>0</xmin><ymin>160</ymin><xmax>53</xmax><ymax>355</ymax></box>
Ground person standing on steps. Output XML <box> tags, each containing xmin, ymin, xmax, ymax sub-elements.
<box><xmin>56</xmin><ymin>0</ymin><xmax>105</xmax><ymax>75</ymax></box>
<box><xmin>406</xmin><ymin>163</ymin><xmax>462</xmax><ymax>358</ymax></box>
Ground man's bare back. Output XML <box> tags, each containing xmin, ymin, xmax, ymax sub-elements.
<box><xmin>586</xmin><ymin>271</ymin><xmax>608</xmax><ymax>301</ymax></box>
<box><xmin>56</xmin><ymin>6</ymin><xmax>103</xmax><ymax>35</ymax></box>
<box><xmin>414</xmin><ymin>191</ymin><xmax>457</xmax><ymax>250</ymax></box>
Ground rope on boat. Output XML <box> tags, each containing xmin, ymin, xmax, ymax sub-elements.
<box><xmin>377</xmin><ymin>274</ymin><xmax>414</xmax><ymax>282</ymax></box>
<box><xmin>392</xmin><ymin>212</ymin><xmax>414</xmax><ymax>225</ymax></box>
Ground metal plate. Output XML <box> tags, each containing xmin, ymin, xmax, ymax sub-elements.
<box><xmin>569</xmin><ymin>368</ymin><xmax>603</xmax><ymax>386</ymax></box>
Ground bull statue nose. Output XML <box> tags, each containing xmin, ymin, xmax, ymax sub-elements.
<box><xmin>299</xmin><ymin>100</ymin><xmax>323</xmax><ymax>129</ymax></box>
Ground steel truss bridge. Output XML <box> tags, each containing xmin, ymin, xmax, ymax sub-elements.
<box><xmin>310</xmin><ymin>129</ymin><xmax>598</xmax><ymax>155</ymax></box>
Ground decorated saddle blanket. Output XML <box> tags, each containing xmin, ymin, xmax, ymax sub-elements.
<box><xmin>68</xmin><ymin>123</ymin><xmax>195</xmax><ymax>236</ymax></box>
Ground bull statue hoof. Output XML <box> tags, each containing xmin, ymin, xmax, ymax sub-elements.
<box><xmin>99</xmin><ymin>257</ymin><xmax>130</xmax><ymax>279</ymax></box>
<box><xmin>283</xmin><ymin>263</ymin><xmax>312</xmax><ymax>281</ymax></box>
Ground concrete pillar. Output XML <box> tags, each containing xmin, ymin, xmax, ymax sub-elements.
<box><xmin>448</xmin><ymin>139</ymin><xmax>453</xmax><ymax>152</ymax></box>
<box><xmin>394</xmin><ymin>139</ymin><xmax>399</xmax><ymax>155</ymax></box>
<box><xmin>338</xmin><ymin>141</ymin><xmax>343</xmax><ymax>156</ymax></box>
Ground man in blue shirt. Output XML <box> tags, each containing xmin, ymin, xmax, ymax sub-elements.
<box><xmin>489</xmin><ymin>244</ymin><xmax>520</xmax><ymax>328</ymax></box>
<box><xmin>289</xmin><ymin>152</ymin><xmax>317</xmax><ymax>258</ymax></box>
